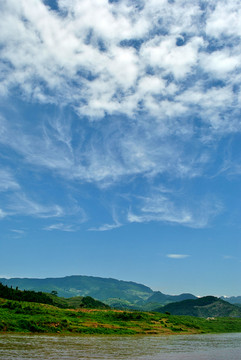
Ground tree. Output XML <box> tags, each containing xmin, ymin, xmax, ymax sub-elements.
<box><xmin>51</xmin><ymin>290</ymin><xmax>58</xmax><ymax>296</ymax></box>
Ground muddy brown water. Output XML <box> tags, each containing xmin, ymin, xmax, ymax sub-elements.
<box><xmin>0</xmin><ymin>333</ymin><xmax>240</xmax><ymax>359</ymax></box>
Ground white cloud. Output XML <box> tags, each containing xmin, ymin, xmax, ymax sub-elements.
<box><xmin>128</xmin><ymin>192</ymin><xmax>223</xmax><ymax>228</ymax></box>
<box><xmin>44</xmin><ymin>223</ymin><xmax>77</xmax><ymax>232</ymax></box>
<box><xmin>141</xmin><ymin>35</ymin><xmax>203</xmax><ymax>80</ymax></box>
<box><xmin>0</xmin><ymin>0</ymin><xmax>240</xmax><ymax>229</ymax></box>
<box><xmin>166</xmin><ymin>254</ymin><xmax>190</xmax><ymax>259</ymax></box>
<box><xmin>200</xmin><ymin>50</ymin><xmax>240</xmax><ymax>78</ymax></box>
<box><xmin>206</xmin><ymin>1</ymin><xmax>241</xmax><ymax>38</ymax></box>
<box><xmin>88</xmin><ymin>207</ymin><xmax>122</xmax><ymax>231</ymax></box>
<box><xmin>0</xmin><ymin>112</ymin><xmax>200</xmax><ymax>184</ymax></box>
<box><xmin>11</xmin><ymin>229</ymin><xmax>25</xmax><ymax>235</ymax></box>
<box><xmin>0</xmin><ymin>169</ymin><xmax>20</xmax><ymax>192</ymax></box>
<box><xmin>10</xmin><ymin>229</ymin><xmax>26</xmax><ymax>238</ymax></box>
<box><xmin>0</xmin><ymin>209</ymin><xmax>7</xmax><ymax>219</ymax></box>
<box><xmin>0</xmin><ymin>0</ymin><xmax>240</xmax><ymax>127</ymax></box>
<box><xmin>89</xmin><ymin>222</ymin><xmax>121</xmax><ymax>232</ymax></box>
<box><xmin>7</xmin><ymin>193</ymin><xmax>64</xmax><ymax>218</ymax></box>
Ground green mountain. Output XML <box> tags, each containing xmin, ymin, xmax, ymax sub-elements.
<box><xmin>1</xmin><ymin>275</ymin><xmax>220</xmax><ymax>311</ymax></box>
<box><xmin>157</xmin><ymin>296</ymin><xmax>241</xmax><ymax>317</ymax></box>
<box><xmin>0</xmin><ymin>275</ymin><xmax>153</xmax><ymax>304</ymax></box>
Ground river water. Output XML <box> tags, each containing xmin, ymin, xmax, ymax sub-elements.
<box><xmin>0</xmin><ymin>333</ymin><xmax>240</xmax><ymax>360</ymax></box>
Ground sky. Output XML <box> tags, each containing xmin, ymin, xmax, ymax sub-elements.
<box><xmin>0</xmin><ymin>0</ymin><xmax>241</xmax><ymax>297</ymax></box>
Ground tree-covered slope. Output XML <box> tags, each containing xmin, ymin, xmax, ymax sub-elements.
<box><xmin>4</xmin><ymin>275</ymin><xmax>238</xmax><ymax>313</ymax></box>
<box><xmin>0</xmin><ymin>275</ymin><xmax>153</xmax><ymax>303</ymax></box>
<box><xmin>0</xmin><ymin>282</ymin><xmax>54</xmax><ymax>305</ymax></box>
<box><xmin>157</xmin><ymin>296</ymin><xmax>241</xmax><ymax>317</ymax></box>
<box><xmin>0</xmin><ymin>282</ymin><xmax>109</xmax><ymax>310</ymax></box>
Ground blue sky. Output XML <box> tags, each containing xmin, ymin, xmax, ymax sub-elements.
<box><xmin>0</xmin><ymin>0</ymin><xmax>241</xmax><ymax>296</ymax></box>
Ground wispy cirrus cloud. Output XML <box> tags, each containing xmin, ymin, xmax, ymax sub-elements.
<box><xmin>0</xmin><ymin>169</ymin><xmax>20</xmax><ymax>192</ymax></box>
<box><xmin>6</xmin><ymin>193</ymin><xmax>64</xmax><ymax>218</ymax></box>
<box><xmin>88</xmin><ymin>222</ymin><xmax>121</xmax><ymax>232</ymax></box>
<box><xmin>0</xmin><ymin>111</ymin><xmax>209</xmax><ymax>185</ymax></box>
<box><xmin>88</xmin><ymin>207</ymin><xmax>122</xmax><ymax>231</ymax></box>
<box><xmin>44</xmin><ymin>223</ymin><xmax>77</xmax><ymax>232</ymax></box>
<box><xmin>11</xmin><ymin>229</ymin><xmax>25</xmax><ymax>235</ymax></box>
<box><xmin>166</xmin><ymin>254</ymin><xmax>190</xmax><ymax>259</ymax></box>
<box><xmin>127</xmin><ymin>190</ymin><xmax>223</xmax><ymax>228</ymax></box>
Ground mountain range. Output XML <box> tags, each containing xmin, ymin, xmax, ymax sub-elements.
<box><xmin>0</xmin><ymin>275</ymin><xmax>240</xmax><ymax>310</ymax></box>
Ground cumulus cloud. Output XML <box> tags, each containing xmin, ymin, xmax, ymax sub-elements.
<box><xmin>206</xmin><ymin>0</ymin><xmax>241</xmax><ymax>38</ymax></box>
<box><xmin>0</xmin><ymin>0</ymin><xmax>240</xmax><ymax>130</ymax></box>
<box><xmin>200</xmin><ymin>50</ymin><xmax>240</xmax><ymax>78</ymax></box>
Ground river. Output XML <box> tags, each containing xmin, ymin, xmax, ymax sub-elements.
<box><xmin>0</xmin><ymin>333</ymin><xmax>240</xmax><ymax>359</ymax></box>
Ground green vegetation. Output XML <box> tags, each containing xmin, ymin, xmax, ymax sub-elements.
<box><xmin>1</xmin><ymin>297</ymin><xmax>241</xmax><ymax>335</ymax></box>
<box><xmin>157</xmin><ymin>296</ymin><xmax>241</xmax><ymax>317</ymax></box>
<box><xmin>0</xmin><ymin>282</ymin><xmax>54</xmax><ymax>305</ymax></box>
<box><xmin>0</xmin><ymin>282</ymin><xmax>109</xmax><ymax>310</ymax></box>
<box><xmin>0</xmin><ymin>275</ymin><xmax>199</xmax><ymax>309</ymax></box>
<box><xmin>0</xmin><ymin>284</ymin><xmax>240</xmax><ymax>335</ymax></box>
<box><xmin>50</xmin><ymin>295</ymin><xmax>110</xmax><ymax>310</ymax></box>
<box><xmin>1</xmin><ymin>279</ymin><xmax>240</xmax><ymax>336</ymax></box>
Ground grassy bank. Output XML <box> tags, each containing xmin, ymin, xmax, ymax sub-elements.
<box><xmin>0</xmin><ymin>298</ymin><xmax>241</xmax><ymax>335</ymax></box>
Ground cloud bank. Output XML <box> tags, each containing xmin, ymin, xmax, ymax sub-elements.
<box><xmin>1</xmin><ymin>0</ymin><xmax>241</xmax><ymax>128</ymax></box>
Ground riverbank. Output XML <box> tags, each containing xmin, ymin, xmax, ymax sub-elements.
<box><xmin>1</xmin><ymin>298</ymin><xmax>241</xmax><ymax>335</ymax></box>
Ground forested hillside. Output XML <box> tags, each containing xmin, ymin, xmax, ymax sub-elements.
<box><xmin>157</xmin><ymin>296</ymin><xmax>241</xmax><ymax>317</ymax></box>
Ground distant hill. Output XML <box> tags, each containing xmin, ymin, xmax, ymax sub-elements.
<box><xmin>0</xmin><ymin>275</ymin><xmax>199</xmax><ymax>309</ymax></box>
<box><xmin>2</xmin><ymin>275</ymin><xmax>238</xmax><ymax>312</ymax></box>
<box><xmin>157</xmin><ymin>296</ymin><xmax>241</xmax><ymax>317</ymax></box>
<box><xmin>220</xmin><ymin>296</ymin><xmax>241</xmax><ymax>305</ymax></box>
<box><xmin>0</xmin><ymin>275</ymin><xmax>153</xmax><ymax>304</ymax></box>
<box><xmin>146</xmin><ymin>291</ymin><xmax>197</xmax><ymax>305</ymax></box>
